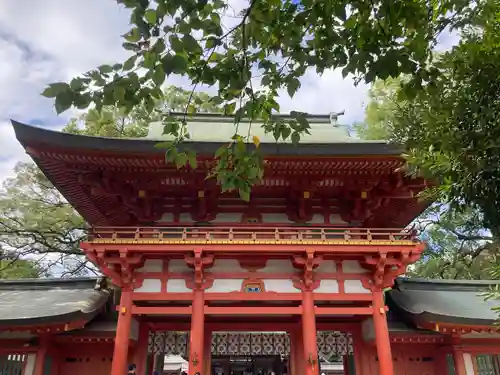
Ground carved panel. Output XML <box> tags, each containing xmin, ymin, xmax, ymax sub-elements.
<box><xmin>148</xmin><ymin>331</ymin><xmax>352</xmax><ymax>357</ymax></box>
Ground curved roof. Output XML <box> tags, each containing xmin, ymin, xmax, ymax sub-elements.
<box><xmin>12</xmin><ymin>120</ymin><xmax>404</xmax><ymax>156</ymax></box>
<box><xmin>387</xmin><ymin>278</ymin><xmax>500</xmax><ymax>327</ymax></box>
<box><xmin>0</xmin><ymin>277</ymin><xmax>110</xmax><ymax>328</ymax></box>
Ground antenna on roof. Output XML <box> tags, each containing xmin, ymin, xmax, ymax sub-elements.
<box><xmin>329</xmin><ymin>111</ymin><xmax>345</xmax><ymax>127</ymax></box>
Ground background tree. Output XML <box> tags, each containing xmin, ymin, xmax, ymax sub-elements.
<box><xmin>0</xmin><ymin>87</ymin><xmax>219</xmax><ymax>278</ymax></box>
<box><xmin>41</xmin><ymin>0</ymin><xmax>482</xmax><ymax>200</ymax></box>
<box><xmin>0</xmin><ymin>248</ymin><xmax>46</xmax><ymax>279</ymax></box>
<box><xmin>356</xmin><ymin>9</ymin><xmax>500</xmax><ymax>280</ymax></box>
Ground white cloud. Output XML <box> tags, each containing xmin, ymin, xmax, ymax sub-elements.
<box><xmin>0</xmin><ymin>0</ymin><xmax>460</xmax><ymax>185</ymax></box>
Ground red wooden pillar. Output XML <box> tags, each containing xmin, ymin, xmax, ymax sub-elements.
<box><xmin>372</xmin><ymin>289</ymin><xmax>394</xmax><ymax>375</ymax></box>
<box><xmin>203</xmin><ymin>329</ymin><xmax>213</xmax><ymax>375</ymax></box>
<box><xmin>289</xmin><ymin>331</ymin><xmax>297</xmax><ymax>375</ymax></box>
<box><xmin>134</xmin><ymin>323</ymin><xmax>150</xmax><ymax>375</ymax></box>
<box><xmin>301</xmin><ymin>290</ymin><xmax>318</xmax><ymax>375</ymax></box>
<box><xmin>189</xmin><ymin>289</ymin><xmax>205</xmax><ymax>375</ymax></box>
<box><xmin>111</xmin><ymin>290</ymin><xmax>133</xmax><ymax>375</ymax></box>
<box><xmin>33</xmin><ymin>336</ymin><xmax>50</xmax><ymax>375</ymax></box>
<box><xmin>452</xmin><ymin>348</ymin><xmax>467</xmax><ymax>375</ymax></box>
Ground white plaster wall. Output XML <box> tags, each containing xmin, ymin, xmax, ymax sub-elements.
<box><xmin>261</xmin><ymin>213</ymin><xmax>292</xmax><ymax>223</ymax></box>
<box><xmin>342</xmin><ymin>260</ymin><xmax>368</xmax><ymax>273</ymax></box>
<box><xmin>344</xmin><ymin>280</ymin><xmax>370</xmax><ymax>293</ymax></box>
<box><xmin>315</xmin><ymin>280</ymin><xmax>339</xmax><ymax>293</ymax></box>
<box><xmin>463</xmin><ymin>353</ymin><xmax>474</xmax><ymax>375</ymax></box>
<box><xmin>23</xmin><ymin>354</ymin><xmax>36</xmax><ymax>375</ymax></box>
<box><xmin>211</xmin><ymin>213</ymin><xmax>242</xmax><ymax>223</ymax></box>
<box><xmin>463</xmin><ymin>331</ymin><xmax>500</xmax><ymax>338</ymax></box>
<box><xmin>0</xmin><ymin>331</ymin><xmax>35</xmax><ymax>339</ymax></box>
<box><xmin>309</xmin><ymin>214</ymin><xmax>325</xmax><ymax>224</ymax></box>
<box><xmin>315</xmin><ymin>260</ymin><xmax>337</xmax><ymax>273</ymax></box>
<box><xmin>329</xmin><ymin>214</ymin><xmax>348</xmax><ymax>224</ymax></box>
<box><xmin>361</xmin><ymin>318</ymin><xmax>375</xmax><ymax>341</ymax></box>
<box><xmin>206</xmin><ymin>279</ymin><xmax>243</xmax><ymax>293</ymax></box>
<box><xmin>157</xmin><ymin>213</ymin><xmax>174</xmax><ymax>222</ymax></box>
<box><xmin>260</xmin><ymin>259</ymin><xmax>295</xmax><ymax>273</ymax></box>
<box><xmin>263</xmin><ymin>279</ymin><xmax>300</xmax><ymax>293</ymax></box>
<box><xmin>210</xmin><ymin>259</ymin><xmax>245</xmax><ymax>272</ymax></box>
<box><xmin>168</xmin><ymin>259</ymin><xmax>191</xmax><ymax>272</ymax></box>
<box><xmin>130</xmin><ymin>318</ymin><xmax>140</xmax><ymax>341</ymax></box>
<box><xmin>134</xmin><ymin>279</ymin><xmax>162</xmax><ymax>292</ymax></box>
<box><xmin>138</xmin><ymin>259</ymin><xmax>163</xmax><ymax>273</ymax></box>
<box><xmin>179</xmin><ymin>213</ymin><xmax>193</xmax><ymax>223</ymax></box>
<box><xmin>166</xmin><ymin>279</ymin><xmax>191</xmax><ymax>292</ymax></box>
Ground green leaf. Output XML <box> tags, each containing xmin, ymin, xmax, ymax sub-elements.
<box><xmin>41</xmin><ymin>83</ymin><xmax>70</xmax><ymax>98</ymax></box>
<box><xmin>175</xmin><ymin>153</ymin><xmax>188</xmax><ymax>169</ymax></box>
<box><xmin>69</xmin><ymin>78</ymin><xmax>84</xmax><ymax>91</ymax></box>
<box><xmin>145</xmin><ymin>9</ymin><xmax>157</xmax><ymax>24</ymax></box>
<box><xmin>287</xmin><ymin>78</ymin><xmax>301</xmax><ymax>98</ymax></box>
<box><xmin>291</xmin><ymin>132</ymin><xmax>300</xmax><ymax>145</ymax></box>
<box><xmin>98</xmin><ymin>65</ymin><xmax>113</xmax><ymax>74</ymax></box>
<box><xmin>169</xmin><ymin>35</ymin><xmax>184</xmax><ymax>53</ymax></box>
<box><xmin>154</xmin><ymin>141</ymin><xmax>173</xmax><ymax>149</ymax></box>
<box><xmin>113</xmin><ymin>86</ymin><xmax>126</xmax><ymax>101</ymax></box>
<box><xmin>170</xmin><ymin>55</ymin><xmax>188</xmax><ymax>74</ymax></box>
<box><xmin>225</xmin><ymin>102</ymin><xmax>236</xmax><ymax>114</ymax></box>
<box><xmin>186</xmin><ymin>151</ymin><xmax>197</xmax><ymax>169</ymax></box>
<box><xmin>215</xmin><ymin>145</ymin><xmax>227</xmax><ymax>157</ymax></box>
<box><xmin>124</xmin><ymin>28</ymin><xmax>141</xmax><ymax>43</ymax></box>
<box><xmin>54</xmin><ymin>93</ymin><xmax>73</xmax><ymax>114</ymax></box>
<box><xmin>281</xmin><ymin>126</ymin><xmax>291</xmax><ymax>140</ymax></box>
<box><xmin>183</xmin><ymin>34</ymin><xmax>200</xmax><ymax>53</ymax></box>
<box><xmin>123</xmin><ymin>55</ymin><xmax>137</xmax><ymax>71</ymax></box>
<box><xmin>187</xmin><ymin>104</ymin><xmax>197</xmax><ymax>114</ymax></box>
<box><xmin>153</xmin><ymin>65</ymin><xmax>166</xmax><ymax>86</ymax></box>
<box><xmin>239</xmin><ymin>188</ymin><xmax>250</xmax><ymax>202</ymax></box>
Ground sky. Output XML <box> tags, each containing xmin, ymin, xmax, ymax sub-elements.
<box><xmin>0</xmin><ymin>0</ymin><xmax>460</xmax><ymax>185</ymax></box>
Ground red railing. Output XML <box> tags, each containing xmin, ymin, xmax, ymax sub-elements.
<box><xmin>88</xmin><ymin>226</ymin><xmax>417</xmax><ymax>243</ymax></box>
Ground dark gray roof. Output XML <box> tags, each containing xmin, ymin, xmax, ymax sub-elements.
<box><xmin>11</xmin><ymin>120</ymin><xmax>404</xmax><ymax>157</ymax></box>
<box><xmin>0</xmin><ymin>277</ymin><xmax>110</xmax><ymax>327</ymax></box>
<box><xmin>387</xmin><ymin>278</ymin><xmax>500</xmax><ymax>327</ymax></box>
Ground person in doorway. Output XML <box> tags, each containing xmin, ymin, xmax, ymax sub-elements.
<box><xmin>128</xmin><ymin>364</ymin><xmax>136</xmax><ymax>375</ymax></box>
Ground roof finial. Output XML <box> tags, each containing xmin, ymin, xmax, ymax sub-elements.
<box><xmin>329</xmin><ymin>111</ymin><xmax>345</xmax><ymax>127</ymax></box>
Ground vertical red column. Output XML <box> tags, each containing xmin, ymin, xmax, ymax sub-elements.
<box><xmin>203</xmin><ymin>329</ymin><xmax>213</xmax><ymax>375</ymax></box>
<box><xmin>452</xmin><ymin>348</ymin><xmax>467</xmax><ymax>375</ymax></box>
<box><xmin>289</xmin><ymin>330</ymin><xmax>297</xmax><ymax>375</ymax></box>
<box><xmin>33</xmin><ymin>336</ymin><xmax>50</xmax><ymax>375</ymax></box>
<box><xmin>134</xmin><ymin>323</ymin><xmax>150</xmax><ymax>375</ymax></box>
<box><xmin>111</xmin><ymin>289</ymin><xmax>133</xmax><ymax>375</ymax></box>
<box><xmin>372</xmin><ymin>289</ymin><xmax>394</xmax><ymax>375</ymax></box>
<box><xmin>301</xmin><ymin>290</ymin><xmax>318</xmax><ymax>375</ymax></box>
<box><xmin>189</xmin><ymin>289</ymin><xmax>205</xmax><ymax>375</ymax></box>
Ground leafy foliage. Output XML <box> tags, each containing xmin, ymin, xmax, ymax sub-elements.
<box><xmin>41</xmin><ymin>0</ymin><xmax>480</xmax><ymax>200</ymax></box>
<box><xmin>1</xmin><ymin>87</ymin><xmax>219</xmax><ymax>278</ymax></box>
<box><xmin>394</xmin><ymin>14</ymin><xmax>500</xmax><ymax>236</ymax></box>
<box><xmin>0</xmin><ymin>249</ymin><xmax>47</xmax><ymax>279</ymax></box>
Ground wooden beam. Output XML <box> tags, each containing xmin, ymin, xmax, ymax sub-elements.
<box><xmin>315</xmin><ymin>306</ymin><xmax>373</xmax><ymax>315</ymax></box>
<box><xmin>204</xmin><ymin>306</ymin><xmax>302</xmax><ymax>315</ymax></box>
<box><xmin>131</xmin><ymin>306</ymin><xmax>192</xmax><ymax>315</ymax></box>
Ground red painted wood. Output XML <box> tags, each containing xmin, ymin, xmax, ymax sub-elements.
<box><xmin>110</xmin><ymin>291</ymin><xmax>132</xmax><ymax>375</ymax></box>
<box><xmin>301</xmin><ymin>290</ymin><xmax>318</xmax><ymax>375</ymax></box>
<box><xmin>372</xmin><ymin>289</ymin><xmax>394</xmax><ymax>375</ymax></box>
<box><xmin>188</xmin><ymin>289</ymin><xmax>205</xmax><ymax>375</ymax></box>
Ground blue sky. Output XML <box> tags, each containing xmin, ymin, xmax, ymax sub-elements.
<box><xmin>0</xmin><ymin>0</ymin><xmax>460</xmax><ymax>184</ymax></box>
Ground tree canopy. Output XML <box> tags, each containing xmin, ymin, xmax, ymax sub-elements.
<box><xmin>40</xmin><ymin>0</ymin><xmax>484</xmax><ymax>200</ymax></box>
<box><xmin>0</xmin><ymin>87</ymin><xmax>219</xmax><ymax>277</ymax></box>
<box><xmin>356</xmin><ymin>10</ymin><xmax>500</xmax><ymax>280</ymax></box>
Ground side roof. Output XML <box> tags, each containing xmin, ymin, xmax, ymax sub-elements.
<box><xmin>387</xmin><ymin>278</ymin><xmax>500</xmax><ymax>328</ymax></box>
<box><xmin>0</xmin><ymin>277</ymin><xmax>110</xmax><ymax>328</ymax></box>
